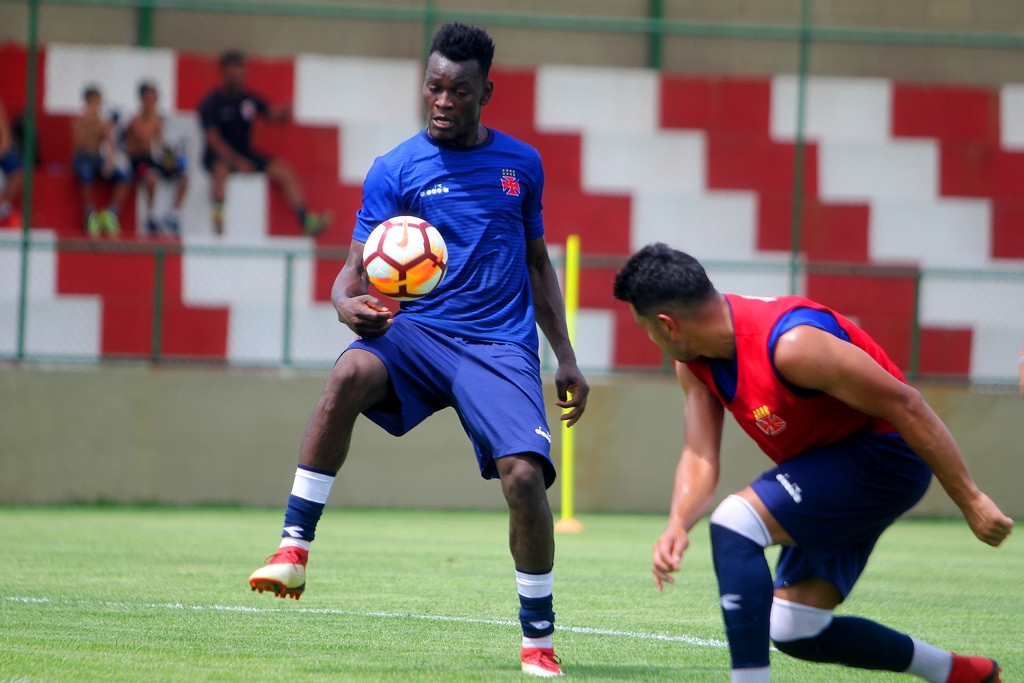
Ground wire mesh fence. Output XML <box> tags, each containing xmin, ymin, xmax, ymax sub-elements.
<box><xmin>1</xmin><ymin>0</ymin><xmax>1023</xmax><ymax>386</ymax></box>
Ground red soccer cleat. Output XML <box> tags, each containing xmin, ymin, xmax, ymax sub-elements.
<box><xmin>521</xmin><ymin>647</ymin><xmax>563</xmax><ymax>677</ymax></box>
<box><xmin>248</xmin><ymin>546</ymin><xmax>308</xmax><ymax>600</ymax></box>
<box><xmin>947</xmin><ymin>654</ymin><xmax>1001</xmax><ymax>683</ymax></box>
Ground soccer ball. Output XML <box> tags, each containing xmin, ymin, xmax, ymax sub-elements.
<box><xmin>362</xmin><ymin>216</ymin><xmax>448</xmax><ymax>301</ymax></box>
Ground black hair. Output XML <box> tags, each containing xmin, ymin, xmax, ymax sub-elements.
<box><xmin>612</xmin><ymin>243</ymin><xmax>716</xmax><ymax>317</ymax></box>
<box><xmin>429</xmin><ymin>22</ymin><xmax>495</xmax><ymax>77</ymax></box>
<box><xmin>83</xmin><ymin>84</ymin><xmax>101</xmax><ymax>101</ymax></box>
<box><xmin>220</xmin><ymin>49</ymin><xmax>245</xmax><ymax>69</ymax></box>
<box><xmin>138</xmin><ymin>81</ymin><xmax>157</xmax><ymax>98</ymax></box>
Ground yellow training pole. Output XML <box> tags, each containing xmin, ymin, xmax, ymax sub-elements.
<box><xmin>554</xmin><ymin>234</ymin><xmax>583</xmax><ymax>534</ymax></box>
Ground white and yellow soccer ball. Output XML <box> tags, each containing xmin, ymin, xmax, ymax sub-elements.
<box><xmin>362</xmin><ymin>215</ymin><xmax>448</xmax><ymax>301</ymax></box>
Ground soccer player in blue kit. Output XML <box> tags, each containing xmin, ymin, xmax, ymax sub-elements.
<box><xmin>248</xmin><ymin>22</ymin><xmax>588</xmax><ymax>678</ymax></box>
<box><xmin>613</xmin><ymin>244</ymin><xmax>1012</xmax><ymax>683</ymax></box>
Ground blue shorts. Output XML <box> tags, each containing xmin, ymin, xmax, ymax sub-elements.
<box><xmin>0</xmin><ymin>149</ymin><xmax>23</xmax><ymax>175</ymax></box>
<box><xmin>346</xmin><ymin>315</ymin><xmax>555</xmax><ymax>487</ymax></box>
<box><xmin>130</xmin><ymin>153</ymin><xmax>186</xmax><ymax>180</ymax></box>
<box><xmin>73</xmin><ymin>152</ymin><xmax>127</xmax><ymax>183</ymax></box>
<box><xmin>750</xmin><ymin>432</ymin><xmax>932</xmax><ymax>598</ymax></box>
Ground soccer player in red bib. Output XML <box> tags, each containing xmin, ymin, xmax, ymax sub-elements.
<box><xmin>248</xmin><ymin>22</ymin><xmax>587</xmax><ymax>677</ymax></box>
<box><xmin>613</xmin><ymin>243</ymin><xmax>1012</xmax><ymax>683</ymax></box>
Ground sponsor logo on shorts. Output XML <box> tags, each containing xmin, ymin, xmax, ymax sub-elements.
<box><xmin>775</xmin><ymin>473</ymin><xmax>803</xmax><ymax>503</ymax></box>
<box><xmin>753</xmin><ymin>404</ymin><xmax>787</xmax><ymax>436</ymax></box>
<box><xmin>534</xmin><ymin>426</ymin><xmax>551</xmax><ymax>443</ymax></box>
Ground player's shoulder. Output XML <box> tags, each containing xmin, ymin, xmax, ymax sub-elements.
<box><xmin>488</xmin><ymin>128</ymin><xmax>540</xmax><ymax>158</ymax></box>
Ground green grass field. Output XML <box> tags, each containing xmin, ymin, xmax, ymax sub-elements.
<box><xmin>1</xmin><ymin>507</ymin><xmax>1020</xmax><ymax>682</ymax></box>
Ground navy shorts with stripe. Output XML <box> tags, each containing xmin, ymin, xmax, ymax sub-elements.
<box><xmin>346</xmin><ymin>314</ymin><xmax>556</xmax><ymax>487</ymax></box>
<box><xmin>750</xmin><ymin>432</ymin><xmax>932</xmax><ymax>598</ymax></box>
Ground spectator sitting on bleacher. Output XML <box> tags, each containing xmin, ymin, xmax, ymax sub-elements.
<box><xmin>72</xmin><ymin>85</ymin><xmax>129</xmax><ymax>238</ymax></box>
<box><xmin>124</xmin><ymin>81</ymin><xmax>188</xmax><ymax>237</ymax></box>
<box><xmin>0</xmin><ymin>100</ymin><xmax>24</xmax><ymax>228</ymax></box>
<box><xmin>198</xmin><ymin>49</ymin><xmax>331</xmax><ymax>237</ymax></box>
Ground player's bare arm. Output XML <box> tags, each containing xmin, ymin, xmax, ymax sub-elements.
<box><xmin>525</xmin><ymin>236</ymin><xmax>589</xmax><ymax>426</ymax></box>
<box><xmin>653</xmin><ymin>362</ymin><xmax>724</xmax><ymax>591</ymax></box>
<box><xmin>774</xmin><ymin>325</ymin><xmax>1013</xmax><ymax>546</ymax></box>
<box><xmin>331</xmin><ymin>238</ymin><xmax>392</xmax><ymax>338</ymax></box>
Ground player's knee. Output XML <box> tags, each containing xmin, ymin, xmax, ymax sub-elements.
<box><xmin>769</xmin><ymin>597</ymin><xmax>833</xmax><ymax>657</ymax></box>
<box><xmin>498</xmin><ymin>454</ymin><xmax>546</xmax><ymax>504</ymax></box>
<box><xmin>322</xmin><ymin>356</ymin><xmax>387</xmax><ymax>414</ymax></box>
<box><xmin>709</xmin><ymin>494</ymin><xmax>772</xmax><ymax>548</ymax></box>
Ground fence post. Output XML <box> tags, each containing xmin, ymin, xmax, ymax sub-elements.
<box><xmin>909</xmin><ymin>269</ymin><xmax>922</xmax><ymax>381</ymax></box>
<box><xmin>137</xmin><ymin>0</ymin><xmax>155</xmax><ymax>48</ymax></box>
<box><xmin>647</xmin><ymin>0</ymin><xmax>663</xmax><ymax>70</ymax></box>
<box><xmin>282</xmin><ymin>251</ymin><xmax>295</xmax><ymax>366</ymax></box>
<box><xmin>16</xmin><ymin>0</ymin><xmax>41</xmax><ymax>362</ymax></box>
<box><xmin>788</xmin><ymin>0</ymin><xmax>812</xmax><ymax>296</ymax></box>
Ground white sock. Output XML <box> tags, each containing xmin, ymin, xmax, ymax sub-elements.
<box><xmin>906</xmin><ymin>638</ymin><xmax>953</xmax><ymax>683</ymax></box>
<box><xmin>731</xmin><ymin>666</ymin><xmax>770</xmax><ymax>683</ymax></box>
<box><xmin>516</xmin><ymin>569</ymin><xmax>553</xmax><ymax>598</ymax></box>
<box><xmin>279</xmin><ymin>537</ymin><xmax>311</xmax><ymax>551</ymax></box>
<box><xmin>523</xmin><ymin>635</ymin><xmax>552</xmax><ymax>649</ymax></box>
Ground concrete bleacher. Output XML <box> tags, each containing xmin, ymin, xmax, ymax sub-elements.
<box><xmin>1</xmin><ymin>41</ymin><xmax>1023</xmax><ymax>380</ymax></box>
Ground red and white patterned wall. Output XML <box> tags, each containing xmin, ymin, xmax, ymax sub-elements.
<box><xmin>1</xmin><ymin>42</ymin><xmax>1022</xmax><ymax>380</ymax></box>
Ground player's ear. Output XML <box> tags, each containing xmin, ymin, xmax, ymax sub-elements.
<box><xmin>656</xmin><ymin>312</ymin><xmax>678</xmax><ymax>334</ymax></box>
<box><xmin>480</xmin><ymin>79</ymin><xmax>494</xmax><ymax>106</ymax></box>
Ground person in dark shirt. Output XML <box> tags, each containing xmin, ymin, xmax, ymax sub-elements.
<box><xmin>198</xmin><ymin>50</ymin><xmax>331</xmax><ymax>236</ymax></box>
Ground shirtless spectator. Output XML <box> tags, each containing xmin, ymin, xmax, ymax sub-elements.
<box><xmin>0</xmin><ymin>100</ymin><xmax>24</xmax><ymax>228</ymax></box>
<box><xmin>72</xmin><ymin>85</ymin><xmax>129</xmax><ymax>238</ymax></box>
<box><xmin>198</xmin><ymin>49</ymin><xmax>331</xmax><ymax>236</ymax></box>
<box><xmin>124</xmin><ymin>82</ymin><xmax>188</xmax><ymax>236</ymax></box>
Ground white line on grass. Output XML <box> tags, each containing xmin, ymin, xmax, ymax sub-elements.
<box><xmin>3</xmin><ymin>595</ymin><xmax>727</xmax><ymax>648</ymax></box>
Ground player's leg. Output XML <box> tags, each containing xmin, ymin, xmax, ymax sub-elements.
<box><xmin>754</xmin><ymin>435</ymin><xmax>1001</xmax><ymax>683</ymax></box>
<box><xmin>452</xmin><ymin>342</ymin><xmax>562</xmax><ymax>677</ymax></box>
<box><xmin>264</xmin><ymin>157</ymin><xmax>331</xmax><ymax>236</ymax></box>
<box><xmin>707</xmin><ymin>491</ymin><xmax>779</xmax><ymax>683</ymax></box>
<box><xmin>495</xmin><ymin>453</ymin><xmax>562</xmax><ymax>677</ymax></box>
<box><xmin>135</xmin><ymin>161</ymin><xmax>159</xmax><ymax>235</ymax></box>
<box><xmin>249</xmin><ymin>348</ymin><xmax>390</xmax><ymax>599</ymax></box>
<box><xmin>102</xmin><ymin>166</ymin><xmax>130</xmax><ymax>237</ymax></box>
<box><xmin>206</xmin><ymin>153</ymin><xmax>229</xmax><ymax>234</ymax></box>
<box><xmin>167</xmin><ymin>167</ymin><xmax>188</xmax><ymax>235</ymax></box>
<box><xmin>769</xmin><ymin>588</ymin><xmax>1001</xmax><ymax>683</ymax></box>
<box><xmin>73</xmin><ymin>153</ymin><xmax>101</xmax><ymax>236</ymax></box>
<box><xmin>0</xmin><ymin>152</ymin><xmax>24</xmax><ymax>225</ymax></box>
<box><xmin>251</xmin><ymin>317</ymin><xmax>454</xmax><ymax>600</ymax></box>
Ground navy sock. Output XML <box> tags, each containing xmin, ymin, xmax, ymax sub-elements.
<box><xmin>518</xmin><ymin>594</ymin><xmax>555</xmax><ymax>638</ymax></box>
<box><xmin>281</xmin><ymin>464</ymin><xmax>334</xmax><ymax>542</ymax></box>
<box><xmin>710</xmin><ymin>522</ymin><xmax>774</xmax><ymax>669</ymax></box>
<box><xmin>773</xmin><ymin>616</ymin><xmax>914</xmax><ymax>671</ymax></box>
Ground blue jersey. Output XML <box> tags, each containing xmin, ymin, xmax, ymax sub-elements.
<box><xmin>354</xmin><ymin>129</ymin><xmax>545</xmax><ymax>353</ymax></box>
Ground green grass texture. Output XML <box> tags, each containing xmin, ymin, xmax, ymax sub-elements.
<box><xmin>1</xmin><ymin>507</ymin><xmax>1020</xmax><ymax>682</ymax></box>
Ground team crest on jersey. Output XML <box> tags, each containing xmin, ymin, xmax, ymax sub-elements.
<box><xmin>500</xmin><ymin>169</ymin><xmax>521</xmax><ymax>196</ymax></box>
<box><xmin>753</xmin><ymin>405</ymin><xmax>787</xmax><ymax>436</ymax></box>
